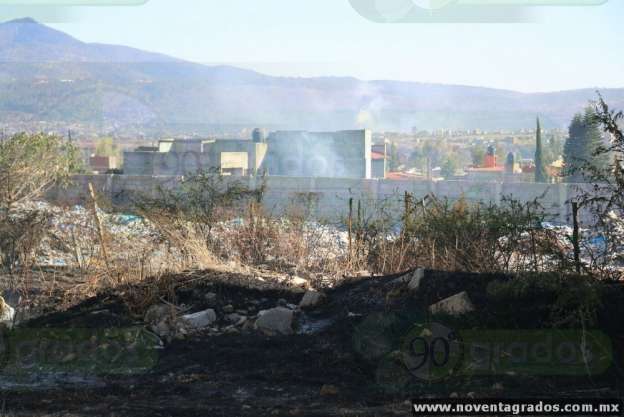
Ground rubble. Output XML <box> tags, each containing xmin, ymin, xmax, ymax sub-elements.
<box><xmin>255</xmin><ymin>307</ymin><xmax>294</xmax><ymax>335</ymax></box>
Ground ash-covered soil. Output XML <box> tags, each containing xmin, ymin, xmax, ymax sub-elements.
<box><xmin>2</xmin><ymin>269</ymin><xmax>623</xmax><ymax>416</ymax></box>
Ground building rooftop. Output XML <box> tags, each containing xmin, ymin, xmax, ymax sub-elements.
<box><xmin>465</xmin><ymin>166</ymin><xmax>504</xmax><ymax>173</ymax></box>
<box><xmin>386</xmin><ymin>171</ymin><xmax>426</xmax><ymax>181</ymax></box>
<box><xmin>371</xmin><ymin>151</ymin><xmax>385</xmax><ymax>160</ymax></box>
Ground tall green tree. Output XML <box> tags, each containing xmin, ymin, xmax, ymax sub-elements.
<box><xmin>563</xmin><ymin>108</ymin><xmax>608</xmax><ymax>183</ymax></box>
<box><xmin>440</xmin><ymin>156</ymin><xmax>458</xmax><ymax>179</ymax></box>
<box><xmin>534</xmin><ymin>117</ymin><xmax>548</xmax><ymax>182</ymax></box>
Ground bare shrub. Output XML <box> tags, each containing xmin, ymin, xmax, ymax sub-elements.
<box><xmin>363</xmin><ymin>194</ymin><xmax>570</xmax><ymax>275</ymax></box>
<box><xmin>133</xmin><ymin>172</ymin><xmax>263</xmax><ymax>268</ymax></box>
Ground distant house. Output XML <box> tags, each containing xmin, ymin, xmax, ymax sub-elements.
<box><xmin>465</xmin><ymin>144</ymin><xmax>505</xmax><ymax>181</ymax></box>
<box><xmin>89</xmin><ymin>155</ymin><xmax>118</xmax><ymax>174</ymax></box>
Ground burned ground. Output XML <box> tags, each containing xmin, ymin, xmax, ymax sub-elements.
<box><xmin>2</xmin><ymin>269</ymin><xmax>623</xmax><ymax>416</ymax></box>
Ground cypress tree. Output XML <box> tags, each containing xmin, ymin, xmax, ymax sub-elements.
<box><xmin>534</xmin><ymin>117</ymin><xmax>547</xmax><ymax>182</ymax></box>
<box><xmin>563</xmin><ymin>108</ymin><xmax>607</xmax><ymax>182</ymax></box>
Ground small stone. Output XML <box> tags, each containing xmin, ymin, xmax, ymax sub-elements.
<box><xmin>204</xmin><ymin>292</ymin><xmax>217</xmax><ymax>303</ymax></box>
<box><xmin>226</xmin><ymin>313</ymin><xmax>241</xmax><ymax>322</ymax></box>
<box><xmin>492</xmin><ymin>382</ymin><xmax>504</xmax><ymax>391</ymax></box>
<box><xmin>224</xmin><ymin>326</ymin><xmax>240</xmax><ymax>334</ymax></box>
<box><xmin>277</xmin><ymin>299</ymin><xmax>288</xmax><ymax>307</ymax></box>
<box><xmin>320</xmin><ymin>384</ymin><xmax>339</xmax><ymax>396</ymax></box>
<box><xmin>181</xmin><ymin>309</ymin><xmax>217</xmax><ymax>329</ymax></box>
<box><xmin>299</xmin><ymin>290</ymin><xmax>326</xmax><ymax>309</ymax></box>
<box><xmin>226</xmin><ymin>313</ymin><xmax>247</xmax><ymax>326</ymax></box>
<box><xmin>450</xmin><ymin>392</ymin><xmax>458</xmax><ymax>398</ymax></box>
<box><xmin>62</xmin><ymin>353</ymin><xmax>77</xmax><ymax>363</ymax></box>
<box><xmin>256</xmin><ymin>307</ymin><xmax>294</xmax><ymax>335</ymax></box>
<box><xmin>222</xmin><ymin>304</ymin><xmax>234</xmax><ymax>314</ymax></box>
<box><xmin>429</xmin><ymin>291</ymin><xmax>475</xmax><ymax>316</ymax></box>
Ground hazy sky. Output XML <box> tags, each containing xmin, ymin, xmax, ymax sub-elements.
<box><xmin>35</xmin><ymin>0</ymin><xmax>624</xmax><ymax>93</ymax></box>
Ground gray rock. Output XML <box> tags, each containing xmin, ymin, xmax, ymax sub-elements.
<box><xmin>222</xmin><ymin>304</ymin><xmax>234</xmax><ymax>314</ymax></box>
<box><xmin>255</xmin><ymin>307</ymin><xmax>294</xmax><ymax>335</ymax></box>
<box><xmin>299</xmin><ymin>290</ymin><xmax>325</xmax><ymax>309</ymax></box>
<box><xmin>152</xmin><ymin>321</ymin><xmax>171</xmax><ymax>338</ymax></box>
<box><xmin>182</xmin><ymin>309</ymin><xmax>217</xmax><ymax>329</ymax></box>
<box><xmin>429</xmin><ymin>291</ymin><xmax>475</xmax><ymax>316</ymax></box>
<box><xmin>408</xmin><ymin>268</ymin><xmax>425</xmax><ymax>291</ymax></box>
<box><xmin>144</xmin><ymin>304</ymin><xmax>171</xmax><ymax>325</ymax></box>
<box><xmin>204</xmin><ymin>292</ymin><xmax>217</xmax><ymax>304</ymax></box>
<box><xmin>226</xmin><ymin>313</ymin><xmax>247</xmax><ymax>326</ymax></box>
<box><xmin>392</xmin><ymin>268</ymin><xmax>425</xmax><ymax>289</ymax></box>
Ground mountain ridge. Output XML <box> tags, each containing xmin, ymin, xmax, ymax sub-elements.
<box><xmin>0</xmin><ymin>17</ymin><xmax>622</xmax><ymax>132</ymax></box>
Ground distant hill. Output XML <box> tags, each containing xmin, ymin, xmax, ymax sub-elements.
<box><xmin>0</xmin><ymin>17</ymin><xmax>622</xmax><ymax>132</ymax></box>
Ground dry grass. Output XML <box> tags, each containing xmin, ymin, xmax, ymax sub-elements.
<box><xmin>0</xmin><ymin>180</ymin><xmax>603</xmax><ymax>317</ymax></box>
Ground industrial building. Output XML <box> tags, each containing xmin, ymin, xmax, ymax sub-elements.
<box><xmin>123</xmin><ymin>137</ymin><xmax>268</xmax><ymax>176</ymax></box>
<box><xmin>123</xmin><ymin>129</ymin><xmax>377</xmax><ymax>179</ymax></box>
<box><xmin>262</xmin><ymin>130</ymin><xmax>372</xmax><ymax>178</ymax></box>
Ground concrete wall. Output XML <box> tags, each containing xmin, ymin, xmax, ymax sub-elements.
<box><xmin>48</xmin><ymin>175</ymin><xmax>587</xmax><ymax>225</ymax></box>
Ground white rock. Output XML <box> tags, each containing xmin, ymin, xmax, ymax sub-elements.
<box><xmin>408</xmin><ymin>268</ymin><xmax>425</xmax><ymax>291</ymax></box>
<box><xmin>255</xmin><ymin>307</ymin><xmax>294</xmax><ymax>335</ymax></box>
<box><xmin>0</xmin><ymin>297</ymin><xmax>15</xmax><ymax>328</ymax></box>
<box><xmin>290</xmin><ymin>276</ymin><xmax>309</xmax><ymax>288</ymax></box>
<box><xmin>299</xmin><ymin>290</ymin><xmax>325</xmax><ymax>309</ymax></box>
<box><xmin>182</xmin><ymin>309</ymin><xmax>217</xmax><ymax>329</ymax></box>
<box><xmin>429</xmin><ymin>291</ymin><xmax>475</xmax><ymax>316</ymax></box>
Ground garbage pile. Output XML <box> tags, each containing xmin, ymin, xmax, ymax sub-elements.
<box><xmin>6</xmin><ymin>201</ymin><xmax>167</xmax><ymax>270</ymax></box>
